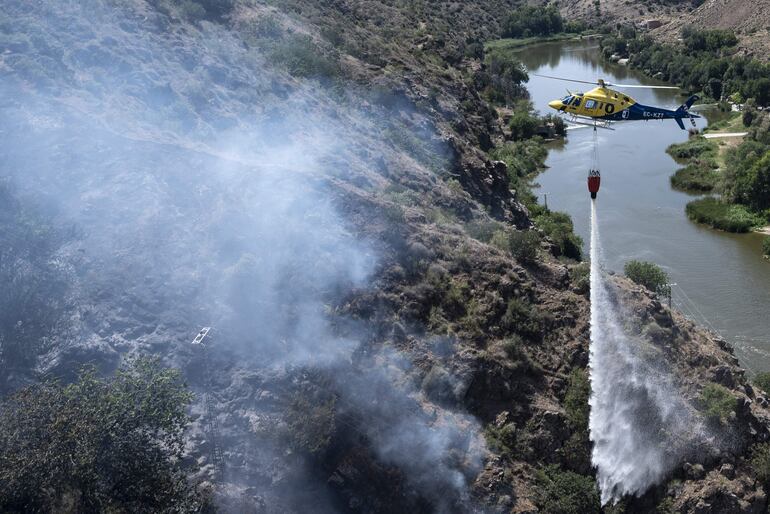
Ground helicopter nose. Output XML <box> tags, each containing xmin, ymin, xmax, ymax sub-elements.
<box><xmin>548</xmin><ymin>99</ymin><xmax>562</xmax><ymax>110</ymax></box>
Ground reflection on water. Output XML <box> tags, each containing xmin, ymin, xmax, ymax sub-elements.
<box><xmin>519</xmin><ymin>40</ymin><xmax>770</xmax><ymax>373</ymax></box>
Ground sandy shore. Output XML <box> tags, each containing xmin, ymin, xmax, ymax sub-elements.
<box><xmin>756</xmin><ymin>225</ymin><xmax>770</xmax><ymax>236</ymax></box>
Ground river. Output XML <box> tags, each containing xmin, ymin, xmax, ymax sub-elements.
<box><xmin>516</xmin><ymin>39</ymin><xmax>770</xmax><ymax>373</ymax></box>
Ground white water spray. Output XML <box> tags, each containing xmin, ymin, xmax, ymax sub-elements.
<box><xmin>588</xmin><ymin>202</ymin><xmax>710</xmax><ymax>504</ymax></box>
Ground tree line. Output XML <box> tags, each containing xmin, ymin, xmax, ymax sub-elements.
<box><xmin>602</xmin><ymin>27</ymin><xmax>770</xmax><ymax>105</ymax></box>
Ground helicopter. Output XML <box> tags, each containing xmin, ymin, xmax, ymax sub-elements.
<box><xmin>539</xmin><ymin>75</ymin><xmax>700</xmax><ymax>131</ymax></box>
<box><xmin>535</xmin><ymin>75</ymin><xmax>701</xmax><ymax>199</ymax></box>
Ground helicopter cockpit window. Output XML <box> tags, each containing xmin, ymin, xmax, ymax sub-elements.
<box><xmin>562</xmin><ymin>95</ymin><xmax>573</xmax><ymax>104</ymax></box>
<box><xmin>585</xmin><ymin>99</ymin><xmax>596</xmax><ymax>109</ymax></box>
<box><xmin>572</xmin><ymin>97</ymin><xmax>581</xmax><ymax>107</ymax></box>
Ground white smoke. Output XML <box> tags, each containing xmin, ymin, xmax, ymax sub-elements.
<box><xmin>588</xmin><ymin>202</ymin><xmax>711</xmax><ymax>504</ymax></box>
<box><xmin>0</xmin><ymin>0</ymin><xmax>486</xmax><ymax>510</ymax></box>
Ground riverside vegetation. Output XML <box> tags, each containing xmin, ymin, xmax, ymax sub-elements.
<box><xmin>601</xmin><ymin>25</ymin><xmax>770</xmax><ymax>235</ymax></box>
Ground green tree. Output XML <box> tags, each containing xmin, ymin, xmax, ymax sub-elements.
<box><xmin>508</xmin><ymin>102</ymin><xmax>540</xmax><ymax>141</ymax></box>
<box><xmin>0</xmin><ymin>358</ymin><xmax>206</xmax><ymax>513</ymax></box>
<box><xmin>624</xmin><ymin>260</ymin><xmax>670</xmax><ymax>295</ymax></box>
<box><xmin>482</xmin><ymin>52</ymin><xmax>529</xmax><ymax>105</ymax></box>
<box><xmin>746</xmin><ymin>152</ymin><xmax>770</xmax><ymax>212</ymax></box>
<box><xmin>503</xmin><ymin>6</ymin><xmax>564</xmax><ymax>38</ymax></box>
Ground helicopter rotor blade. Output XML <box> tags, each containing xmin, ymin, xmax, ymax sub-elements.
<box><xmin>529</xmin><ymin>73</ymin><xmax>600</xmax><ymax>86</ymax></box>
<box><xmin>604</xmin><ymin>83</ymin><xmax>680</xmax><ymax>89</ymax></box>
<box><xmin>529</xmin><ymin>73</ymin><xmax>681</xmax><ymax>90</ymax></box>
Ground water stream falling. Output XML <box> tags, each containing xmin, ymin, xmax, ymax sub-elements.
<box><xmin>588</xmin><ymin>202</ymin><xmax>712</xmax><ymax>504</ymax></box>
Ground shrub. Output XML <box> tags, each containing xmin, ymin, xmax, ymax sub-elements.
<box><xmin>465</xmin><ymin>219</ymin><xmax>502</xmax><ymax>243</ymax></box>
<box><xmin>699</xmin><ymin>383</ymin><xmax>735</xmax><ymax>422</ymax></box>
<box><xmin>509</xmin><ymin>109</ymin><xmax>539</xmax><ymax>140</ymax></box>
<box><xmin>686</xmin><ymin>197</ymin><xmax>764</xmax><ymax>232</ymax></box>
<box><xmin>750</xmin><ymin>442</ymin><xmax>770</xmax><ymax>485</ymax></box>
<box><xmin>624</xmin><ymin>260</ymin><xmax>670</xmax><ymax>295</ymax></box>
<box><xmin>670</xmin><ymin>162</ymin><xmax>720</xmax><ymax>192</ymax></box>
<box><xmin>492</xmin><ymin>229</ymin><xmax>541</xmax><ymax>264</ymax></box>
<box><xmin>564</xmin><ymin>369</ymin><xmax>590</xmax><ymax>431</ymax></box>
<box><xmin>0</xmin><ymin>359</ymin><xmax>204</xmax><ymax>512</ymax></box>
<box><xmin>763</xmin><ymin>237</ymin><xmax>770</xmax><ymax>257</ymax></box>
<box><xmin>490</xmin><ymin>139</ymin><xmax>548</xmax><ymax>179</ymax></box>
<box><xmin>753</xmin><ymin>372</ymin><xmax>770</xmax><ymax>393</ymax></box>
<box><xmin>269</xmin><ymin>35</ymin><xmax>340</xmax><ymax>79</ymax></box>
<box><xmin>501</xmin><ymin>297</ymin><xmax>543</xmax><ymax>341</ymax></box>
<box><xmin>570</xmin><ymin>262</ymin><xmax>590</xmax><ymax>293</ymax></box>
<box><xmin>501</xmin><ymin>335</ymin><xmax>541</xmax><ymax>373</ymax></box>
<box><xmin>285</xmin><ymin>389</ymin><xmax>336</xmax><ymax>454</ymax></box>
<box><xmin>535</xmin><ymin>465</ymin><xmax>601</xmax><ymax>514</ymax></box>
<box><xmin>535</xmin><ymin>210</ymin><xmax>583</xmax><ymax>260</ymax></box>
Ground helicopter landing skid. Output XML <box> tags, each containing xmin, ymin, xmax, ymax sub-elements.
<box><xmin>564</xmin><ymin>115</ymin><xmax>615</xmax><ymax>131</ymax></box>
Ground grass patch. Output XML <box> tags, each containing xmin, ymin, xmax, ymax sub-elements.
<box><xmin>670</xmin><ymin>162</ymin><xmax>720</xmax><ymax>193</ymax></box>
<box><xmin>666</xmin><ymin>137</ymin><xmax>718</xmax><ymax>162</ymax></box>
<box><xmin>699</xmin><ymin>383</ymin><xmax>735</xmax><ymax>423</ymax></box>
<box><xmin>686</xmin><ymin>197</ymin><xmax>765</xmax><ymax>232</ymax></box>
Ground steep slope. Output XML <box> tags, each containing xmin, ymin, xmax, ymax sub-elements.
<box><xmin>556</xmin><ymin>0</ymin><xmax>770</xmax><ymax>59</ymax></box>
<box><xmin>1</xmin><ymin>1</ymin><xmax>770</xmax><ymax>513</ymax></box>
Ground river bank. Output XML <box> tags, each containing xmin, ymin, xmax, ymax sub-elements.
<box><xmin>512</xmin><ymin>38</ymin><xmax>770</xmax><ymax>374</ymax></box>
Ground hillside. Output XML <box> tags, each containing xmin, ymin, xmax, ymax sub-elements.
<box><xmin>556</xmin><ymin>0</ymin><xmax>770</xmax><ymax>59</ymax></box>
<box><xmin>2</xmin><ymin>1</ymin><xmax>770</xmax><ymax>513</ymax></box>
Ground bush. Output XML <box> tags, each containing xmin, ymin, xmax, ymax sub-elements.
<box><xmin>492</xmin><ymin>229</ymin><xmax>541</xmax><ymax>264</ymax></box>
<box><xmin>269</xmin><ymin>35</ymin><xmax>340</xmax><ymax>79</ymax></box>
<box><xmin>465</xmin><ymin>219</ymin><xmax>502</xmax><ymax>243</ymax></box>
<box><xmin>501</xmin><ymin>335</ymin><xmax>541</xmax><ymax>373</ymax></box>
<box><xmin>624</xmin><ymin>260</ymin><xmax>670</xmax><ymax>295</ymax></box>
<box><xmin>501</xmin><ymin>297</ymin><xmax>544</xmax><ymax>341</ymax></box>
<box><xmin>753</xmin><ymin>372</ymin><xmax>770</xmax><ymax>393</ymax></box>
<box><xmin>750</xmin><ymin>443</ymin><xmax>770</xmax><ymax>485</ymax></box>
<box><xmin>0</xmin><ymin>359</ymin><xmax>204</xmax><ymax>512</ymax></box>
<box><xmin>535</xmin><ymin>465</ymin><xmax>601</xmax><ymax>514</ymax></box>
<box><xmin>564</xmin><ymin>369</ymin><xmax>590</xmax><ymax>431</ymax></box>
<box><xmin>670</xmin><ymin>162</ymin><xmax>719</xmax><ymax>192</ymax></box>
<box><xmin>509</xmin><ymin>110</ymin><xmax>539</xmax><ymax>140</ymax></box>
<box><xmin>686</xmin><ymin>197</ymin><xmax>764</xmax><ymax>232</ymax></box>
<box><xmin>535</xmin><ymin>210</ymin><xmax>583</xmax><ymax>260</ymax></box>
<box><xmin>763</xmin><ymin>237</ymin><xmax>770</xmax><ymax>257</ymax></box>
<box><xmin>490</xmin><ymin>139</ymin><xmax>548</xmax><ymax>178</ymax></box>
<box><xmin>699</xmin><ymin>383</ymin><xmax>735</xmax><ymax>422</ymax></box>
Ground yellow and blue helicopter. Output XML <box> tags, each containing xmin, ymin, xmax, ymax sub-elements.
<box><xmin>540</xmin><ymin>75</ymin><xmax>700</xmax><ymax>130</ymax></box>
<box><xmin>536</xmin><ymin>75</ymin><xmax>700</xmax><ymax>199</ymax></box>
